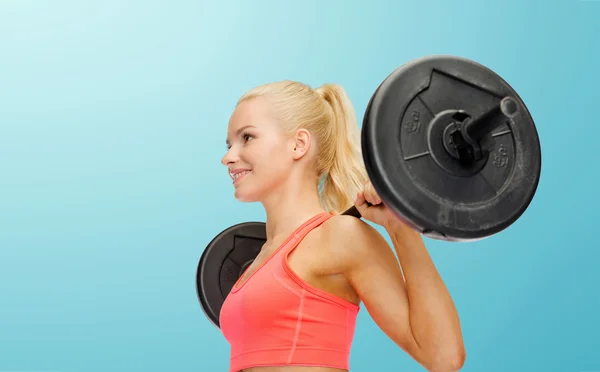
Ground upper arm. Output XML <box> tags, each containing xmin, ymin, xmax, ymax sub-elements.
<box><xmin>328</xmin><ymin>216</ymin><xmax>426</xmax><ymax>361</ymax></box>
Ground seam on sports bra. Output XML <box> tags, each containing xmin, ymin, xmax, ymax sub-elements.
<box><xmin>287</xmin><ymin>288</ymin><xmax>305</xmax><ymax>363</ymax></box>
<box><xmin>271</xmin><ymin>269</ymin><xmax>302</xmax><ymax>297</ymax></box>
<box><xmin>232</xmin><ymin>346</ymin><xmax>349</xmax><ymax>356</ymax></box>
<box><xmin>346</xmin><ymin>308</ymin><xmax>351</xmax><ymax>352</ymax></box>
<box><xmin>281</xmin><ymin>258</ymin><xmax>359</xmax><ymax>311</ymax></box>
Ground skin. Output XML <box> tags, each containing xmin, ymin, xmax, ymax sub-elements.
<box><xmin>222</xmin><ymin>97</ymin><xmax>466</xmax><ymax>372</ymax></box>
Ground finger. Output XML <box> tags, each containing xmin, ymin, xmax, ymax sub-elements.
<box><xmin>371</xmin><ymin>183</ymin><xmax>382</xmax><ymax>204</ymax></box>
<box><xmin>364</xmin><ymin>182</ymin><xmax>381</xmax><ymax>205</ymax></box>
<box><xmin>354</xmin><ymin>191</ymin><xmax>369</xmax><ymax>215</ymax></box>
<box><xmin>355</xmin><ymin>190</ymin><xmax>365</xmax><ymax>206</ymax></box>
<box><xmin>362</xmin><ymin>182</ymin><xmax>373</xmax><ymax>204</ymax></box>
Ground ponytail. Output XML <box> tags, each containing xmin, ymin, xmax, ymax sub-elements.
<box><xmin>237</xmin><ymin>80</ymin><xmax>368</xmax><ymax>215</ymax></box>
<box><xmin>315</xmin><ymin>84</ymin><xmax>369</xmax><ymax>214</ymax></box>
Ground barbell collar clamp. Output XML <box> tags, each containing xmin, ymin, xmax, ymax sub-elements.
<box><xmin>450</xmin><ymin>96</ymin><xmax>519</xmax><ymax>164</ymax></box>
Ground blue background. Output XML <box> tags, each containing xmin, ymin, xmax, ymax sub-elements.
<box><xmin>1</xmin><ymin>1</ymin><xmax>598</xmax><ymax>371</ymax></box>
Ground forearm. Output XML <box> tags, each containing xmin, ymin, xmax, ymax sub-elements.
<box><xmin>385</xmin><ymin>223</ymin><xmax>465</xmax><ymax>370</ymax></box>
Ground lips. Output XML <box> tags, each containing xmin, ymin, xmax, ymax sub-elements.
<box><xmin>229</xmin><ymin>168</ymin><xmax>252</xmax><ymax>184</ymax></box>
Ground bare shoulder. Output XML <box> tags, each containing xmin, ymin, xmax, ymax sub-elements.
<box><xmin>324</xmin><ymin>215</ymin><xmax>382</xmax><ymax>242</ymax></box>
<box><xmin>320</xmin><ymin>215</ymin><xmax>394</xmax><ymax>270</ymax></box>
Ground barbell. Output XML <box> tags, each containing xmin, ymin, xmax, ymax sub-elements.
<box><xmin>196</xmin><ymin>55</ymin><xmax>542</xmax><ymax>328</ymax></box>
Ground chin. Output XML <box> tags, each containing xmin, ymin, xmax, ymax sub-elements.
<box><xmin>233</xmin><ymin>173</ymin><xmax>279</xmax><ymax>203</ymax></box>
<box><xmin>233</xmin><ymin>187</ymin><xmax>263</xmax><ymax>203</ymax></box>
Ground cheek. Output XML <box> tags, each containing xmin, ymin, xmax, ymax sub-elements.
<box><xmin>235</xmin><ymin>149</ymin><xmax>290</xmax><ymax>200</ymax></box>
<box><xmin>251</xmin><ymin>142</ymin><xmax>290</xmax><ymax>171</ymax></box>
<box><xmin>256</xmin><ymin>154</ymin><xmax>289</xmax><ymax>179</ymax></box>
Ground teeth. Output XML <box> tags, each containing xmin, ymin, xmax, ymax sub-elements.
<box><xmin>232</xmin><ymin>170</ymin><xmax>250</xmax><ymax>180</ymax></box>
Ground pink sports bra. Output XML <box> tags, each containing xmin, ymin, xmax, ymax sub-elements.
<box><xmin>219</xmin><ymin>212</ymin><xmax>360</xmax><ymax>372</ymax></box>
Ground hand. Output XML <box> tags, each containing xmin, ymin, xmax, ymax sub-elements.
<box><xmin>354</xmin><ymin>181</ymin><xmax>406</xmax><ymax>230</ymax></box>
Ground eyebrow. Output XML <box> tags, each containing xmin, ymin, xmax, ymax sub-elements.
<box><xmin>226</xmin><ymin>125</ymin><xmax>256</xmax><ymax>146</ymax></box>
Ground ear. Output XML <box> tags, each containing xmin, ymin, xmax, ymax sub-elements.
<box><xmin>291</xmin><ymin>128</ymin><xmax>311</xmax><ymax>160</ymax></box>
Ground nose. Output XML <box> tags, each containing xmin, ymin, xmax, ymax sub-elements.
<box><xmin>221</xmin><ymin>146</ymin><xmax>238</xmax><ymax>166</ymax></box>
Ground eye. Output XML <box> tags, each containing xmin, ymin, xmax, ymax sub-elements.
<box><xmin>242</xmin><ymin>132</ymin><xmax>254</xmax><ymax>142</ymax></box>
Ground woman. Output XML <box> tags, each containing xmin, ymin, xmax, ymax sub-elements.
<box><xmin>220</xmin><ymin>80</ymin><xmax>466</xmax><ymax>372</ymax></box>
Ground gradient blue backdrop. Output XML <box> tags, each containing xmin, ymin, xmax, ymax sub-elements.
<box><xmin>1</xmin><ymin>1</ymin><xmax>598</xmax><ymax>371</ymax></box>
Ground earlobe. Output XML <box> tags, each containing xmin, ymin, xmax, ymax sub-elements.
<box><xmin>292</xmin><ymin>128</ymin><xmax>311</xmax><ymax>160</ymax></box>
<box><xmin>292</xmin><ymin>146</ymin><xmax>304</xmax><ymax>160</ymax></box>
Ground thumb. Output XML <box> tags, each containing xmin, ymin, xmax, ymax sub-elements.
<box><xmin>354</xmin><ymin>191</ymin><xmax>369</xmax><ymax>216</ymax></box>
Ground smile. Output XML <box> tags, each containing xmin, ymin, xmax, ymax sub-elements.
<box><xmin>230</xmin><ymin>169</ymin><xmax>251</xmax><ymax>184</ymax></box>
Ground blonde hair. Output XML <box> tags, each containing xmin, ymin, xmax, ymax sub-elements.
<box><xmin>237</xmin><ymin>80</ymin><xmax>368</xmax><ymax>214</ymax></box>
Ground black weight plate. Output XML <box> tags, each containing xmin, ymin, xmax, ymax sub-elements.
<box><xmin>196</xmin><ymin>222</ymin><xmax>266</xmax><ymax>328</ymax></box>
<box><xmin>362</xmin><ymin>55</ymin><xmax>541</xmax><ymax>241</ymax></box>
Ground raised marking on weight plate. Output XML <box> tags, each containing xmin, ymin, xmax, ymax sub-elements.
<box><xmin>417</xmin><ymin>96</ymin><xmax>434</xmax><ymax>117</ymax></box>
<box><xmin>404</xmin><ymin>109</ymin><xmax>423</xmax><ymax>133</ymax></box>
<box><xmin>492</xmin><ymin>129</ymin><xmax>512</xmax><ymax>137</ymax></box>
<box><xmin>492</xmin><ymin>144</ymin><xmax>510</xmax><ymax>168</ymax></box>
<box><xmin>404</xmin><ymin>151</ymin><xmax>430</xmax><ymax>161</ymax></box>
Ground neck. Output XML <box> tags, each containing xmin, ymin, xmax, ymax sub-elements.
<box><xmin>261</xmin><ymin>177</ymin><xmax>327</xmax><ymax>242</ymax></box>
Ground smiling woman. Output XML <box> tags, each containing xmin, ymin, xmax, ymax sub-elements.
<box><xmin>219</xmin><ymin>80</ymin><xmax>465</xmax><ymax>372</ymax></box>
<box><xmin>223</xmin><ymin>81</ymin><xmax>367</xmax><ymax>213</ymax></box>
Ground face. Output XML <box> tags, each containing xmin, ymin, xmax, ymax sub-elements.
<box><xmin>221</xmin><ymin>98</ymin><xmax>299</xmax><ymax>203</ymax></box>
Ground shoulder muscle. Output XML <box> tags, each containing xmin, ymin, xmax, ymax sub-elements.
<box><xmin>323</xmin><ymin>215</ymin><xmax>397</xmax><ymax>272</ymax></box>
